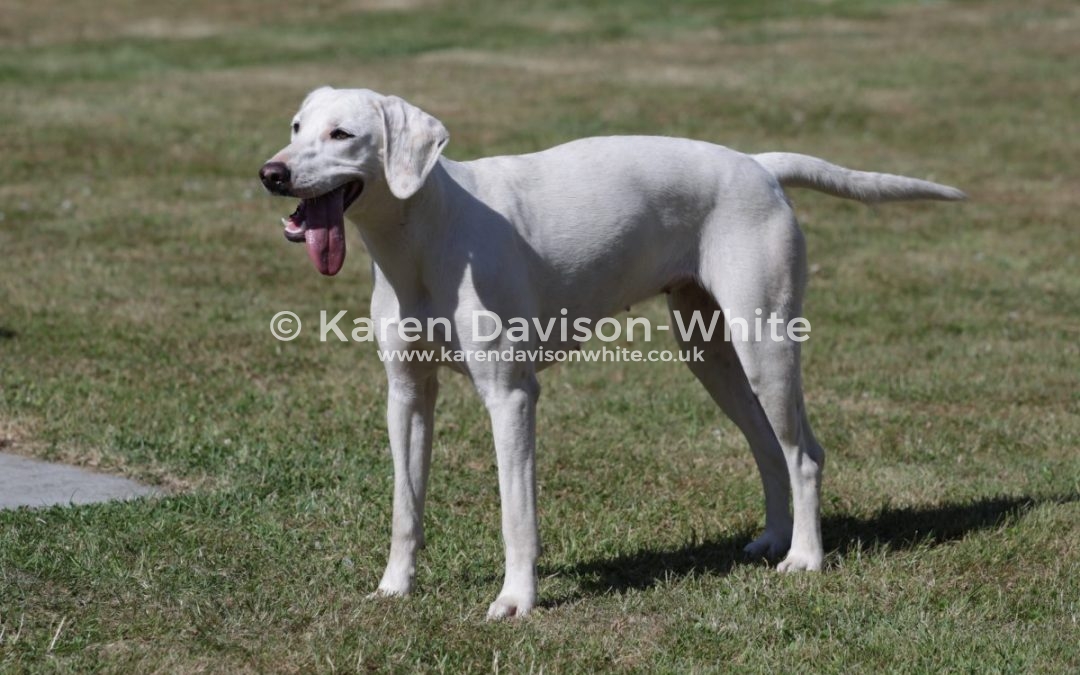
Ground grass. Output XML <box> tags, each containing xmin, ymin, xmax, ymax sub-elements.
<box><xmin>1</xmin><ymin>0</ymin><xmax>1078</xmax><ymax>671</ymax></box>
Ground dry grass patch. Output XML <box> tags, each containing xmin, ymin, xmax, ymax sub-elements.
<box><xmin>0</xmin><ymin>0</ymin><xmax>444</xmax><ymax>46</ymax></box>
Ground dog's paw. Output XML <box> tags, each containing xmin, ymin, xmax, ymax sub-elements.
<box><xmin>743</xmin><ymin>530</ymin><xmax>791</xmax><ymax>561</ymax></box>
<box><xmin>369</xmin><ymin>570</ymin><xmax>415</xmax><ymax>599</ymax></box>
<box><xmin>776</xmin><ymin>549</ymin><xmax>823</xmax><ymax>572</ymax></box>
<box><xmin>367</xmin><ymin>584</ymin><xmax>409</xmax><ymax>601</ymax></box>
<box><xmin>486</xmin><ymin>592</ymin><xmax>535</xmax><ymax>620</ymax></box>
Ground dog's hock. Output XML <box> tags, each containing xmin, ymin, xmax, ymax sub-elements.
<box><xmin>379</xmin><ymin>95</ymin><xmax>450</xmax><ymax>200</ymax></box>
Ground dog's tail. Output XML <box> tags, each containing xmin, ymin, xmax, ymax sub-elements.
<box><xmin>753</xmin><ymin>152</ymin><xmax>966</xmax><ymax>204</ymax></box>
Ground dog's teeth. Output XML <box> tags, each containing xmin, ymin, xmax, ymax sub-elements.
<box><xmin>281</xmin><ymin>217</ymin><xmax>290</xmax><ymax>227</ymax></box>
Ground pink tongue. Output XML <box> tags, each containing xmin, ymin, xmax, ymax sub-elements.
<box><xmin>303</xmin><ymin>187</ymin><xmax>347</xmax><ymax>276</ymax></box>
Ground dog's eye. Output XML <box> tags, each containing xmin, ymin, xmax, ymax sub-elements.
<box><xmin>292</xmin><ymin>122</ymin><xmax>300</xmax><ymax>134</ymax></box>
<box><xmin>329</xmin><ymin>128</ymin><xmax>355</xmax><ymax>141</ymax></box>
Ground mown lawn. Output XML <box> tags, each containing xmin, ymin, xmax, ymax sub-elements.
<box><xmin>1</xmin><ymin>0</ymin><xmax>1078</xmax><ymax>671</ymax></box>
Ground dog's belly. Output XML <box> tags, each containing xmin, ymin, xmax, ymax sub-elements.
<box><xmin>520</xmin><ymin>216</ymin><xmax>700</xmax><ymax>324</ymax></box>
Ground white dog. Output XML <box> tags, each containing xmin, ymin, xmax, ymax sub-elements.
<box><xmin>260</xmin><ymin>87</ymin><xmax>964</xmax><ymax>618</ymax></box>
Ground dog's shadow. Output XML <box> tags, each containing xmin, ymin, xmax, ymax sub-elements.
<box><xmin>540</xmin><ymin>493</ymin><xmax>1076</xmax><ymax>605</ymax></box>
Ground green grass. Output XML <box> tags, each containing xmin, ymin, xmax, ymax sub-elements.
<box><xmin>1</xmin><ymin>0</ymin><xmax>1079</xmax><ymax>671</ymax></box>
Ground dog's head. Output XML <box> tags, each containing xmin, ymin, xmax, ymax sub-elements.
<box><xmin>259</xmin><ymin>87</ymin><xmax>449</xmax><ymax>275</ymax></box>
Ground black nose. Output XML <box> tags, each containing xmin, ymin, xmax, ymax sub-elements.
<box><xmin>259</xmin><ymin>161</ymin><xmax>291</xmax><ymax>194</ymax></box>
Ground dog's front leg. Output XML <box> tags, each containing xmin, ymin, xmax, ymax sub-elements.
<box><xmin>481</xmin><ymin>373</ymin><xmax>541</xmax><ymax>619</ymax></box>
<box><xmin>374</xmin><ymin>365</ymin><xmax>439</xmax><ymax>597</ymax></box>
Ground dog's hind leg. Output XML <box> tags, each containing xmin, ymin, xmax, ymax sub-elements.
<box><xmin>667</xmin><ymin>283</ymin><xmax>793</xmax><ymax>561</ymax></box>
<box><xmin>696</xmin><ymin>206</ymin><xmax>826</xmax><ymax>571</ymax></box>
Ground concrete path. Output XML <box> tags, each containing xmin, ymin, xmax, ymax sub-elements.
<box><xmin>0</xmin><ymin>452</ymin><xmax>160</xmax><ymax>509</ymax></box>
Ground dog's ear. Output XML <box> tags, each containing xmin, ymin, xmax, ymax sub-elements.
<box><xmin>379</xmin><ymin>95</ymin><xmax>449</xmax><ymax>200</ymax></box>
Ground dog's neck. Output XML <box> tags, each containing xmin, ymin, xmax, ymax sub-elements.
<box><xmin>349</xmin><ymin>159</ymin><xmax>461</xmax><ymax>306</ymax></box>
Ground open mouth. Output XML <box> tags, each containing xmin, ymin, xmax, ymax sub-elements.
<box><xmin>281</xmin><ymin>180</ymin><xmax>364</xmax><ymax>276</ymax></box>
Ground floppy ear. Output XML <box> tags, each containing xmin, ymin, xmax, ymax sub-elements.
<box><xmin>379</xmin><ymin>95</ymin><xmax>450</xmax><ymax>200</ymax></box>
